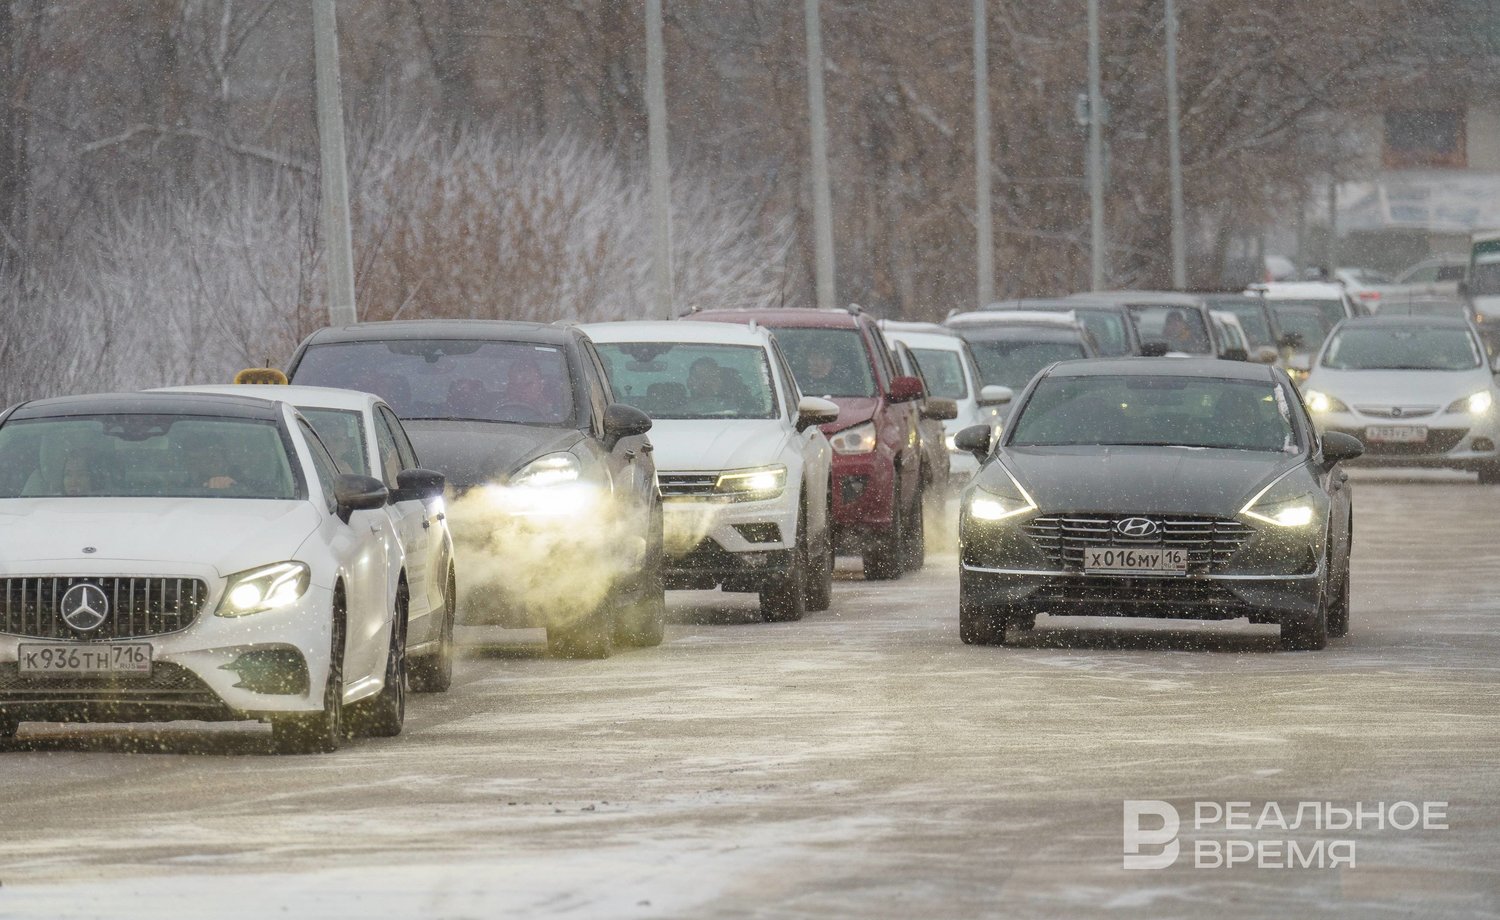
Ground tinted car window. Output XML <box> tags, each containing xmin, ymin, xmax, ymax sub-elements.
<box><xmin>967</xmin><ymin>338</ymin><xmax>1087</xmax><ymax>391</ymax></box>
<box><xmin>300</xmin><ymin>407</ymin><xmax>368</xmax><ymax>475</ymax></box>
<box><xmin>1269</xmin><ymin>298</ymin><xmax>1346</xmax><ymax>328</ymax></box>
<box><xmin>371</xmin><ymin>411</ymin><xmax>406</xmax><ymax>489</ymax></box>
<box><xmin>1209</xmin><ymin>301</ymin><xmax>1273</xmax><ymax>347</ymax></box>
<box><xmin>297</xmin><ymin>418</ymin><xmax>340</xmax><ymax>511</ymax></box>
<box><xmin>1071</xmin><ymin>311</ymin><xmax>1131</xmax><ymax>356</ymax></box>
<box><xmin>378</xmin><ymin>405</ymin><xmax>420</xmax><ymax>468</ymax></box>
<box><xmin>1126</xmin><ymin>305</ymin><xmax>1212</xmax><ymax>354</ymax></box>
<box><xmin>0</xmin><ymin>415</ymin><xmax>299</xmax><ymax>500</ymax></box>
<box><xmin>1010</xmin><ymin>375</ymin><xmax>1296</xmax><ymax>452</ymax></box>
<box><xmin>1322</xmin><ymin>326</ymin><xmax>1481</xmax><ymax>371</ymax></box>
<box><xmin>911</xmin><ymin>348</ymin><xmax>968</xmax><ymax>398</ymax></box>
<box><xmin>770</xmin><ymin>327</ymin><xmax>878</xmax><ymax>398</ymax></box>
<box><xmin>1271</xmin><ymin>307</ymin><xmax>1330</xmax><ymax>350</ymax></box>
<box><xmin>293</xmin><ymin>340</ymin><xmax>574</xmax><ymax>426</ymax></box>
<box><xmin>596</xmin><ymin>342</ymin><xmax>778</xmax><ymax>420</ymax></box>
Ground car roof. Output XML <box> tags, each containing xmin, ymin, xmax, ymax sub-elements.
<box><xmin>9</xmin><ymin>391</ymin><xmax>285</xmax><ymax>421</ymax></box>
<box><xmin>1336</xmin><ymin>314</ymin><xmax>1473</xmax><ymax>328</ymax></box>
<box><xmin>687</xmin><ymin>307</ymin><xmax>861</xmax><ymax>329</ymax></box>
<box><xmin>1247</xmin><ymin>282</ymin><xmax>1346</xmax><ymax>299</ymax></box>
<box><xmin>1045</xmin><ymin>357</ymin><xmax>1276</xmax><ymax>381</ymax></box>
<box><xmin>880</xmin><ymin>326</ymin><xmax>966</xmax><ymax>350</ymax></box>
<box><xmin>580</xmin><ymin>320</ymin><xmax>772</xmax><ymax>346</ymax></box>
<box><xmin>878</xmin><ymin>319</ymin><xmax>952</xmax><ymax>336</ymax></box>
<box><xmin>154</xmin><ymin>384</ymin><xmax>382</xmax><ymax>412</ymax></box>
<box><xmin>302</xmin><ymin>319</ymin><xmax>575</xmax><ymax>347</ymax></box>
<box><xmin>1069</xmin><ymin>290</ymin><xmax>1210</xmax><ymax>308</ymax></box>
<box><xmin>946</xmin><ymin>310</ymin><xmax>1080</xmax><ymax>329</ymax></box>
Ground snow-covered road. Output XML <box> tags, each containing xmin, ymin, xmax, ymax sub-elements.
<box><xmin>2</xmin><ymin>470</ymin><xmax>1497</xmax><ymax>918</ymax></box>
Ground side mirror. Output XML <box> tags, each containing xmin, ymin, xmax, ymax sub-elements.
<box><xmin>394</xmin><ymin>467</ymin><xmax>445</xmax><ymax>503</ymax></box>
<box><xmin>334</xmin><ymin>473</ymin><xmax>389</xmax><ymax>522</ymax></box>
<box><xmin>796</xmin><ymin>396</ymin><xmax>840</xmax><ymax>432</ymax></box>
<box><xmin>976</xmin><ymin>385</ymin><xmax>1013</xmax><ymax>408</ymax></box>
<box><xmin>887</xmin><ymin>375</ymin><xmax>925</xmax><ymax>403</ymax></box>
<box><xmin>953</xmin><ymin>424</ymin><xmax>993</xmax><ymax>459</ymax></box>
<box><xmin>1278</xmin><ymin>332</ymin><xmax>1304</xmax><ymax>350</ymax></box>
<box><xmin>1253</xmin><ymin>347</ymin><xmax>1279</xmax><ymax>364</ymax></box>
<box><xmin>603</xmin><ymin>402</ymin><xmax>652</xmax><ymax>447</ymax></box>
<box><xmin>920</xmin><ymin>397</ymin><xmax>959</xmax><ymax>421</ymax></box>
<box><xmin>1140</xmin><ymin>341</ymin><xmax>1170</xmax><ymax>357</ymax></box>
<box><xmin>1321</xmin><ymin>431</ymin><xmax>1364</xmax><ymax>467</ymax></box>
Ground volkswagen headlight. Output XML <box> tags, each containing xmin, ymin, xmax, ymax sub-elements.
<box><xmin>830</xmin><ymin>422</ymin><xmax>877</xmax><ymax>454</ymax></box>
<box><xmin>1446</xmin><ymin>390</ymin><xmax>1493</xmax><ymax>415</ymax></box>
<box><xmin>511</xmin><ymin>453</ymin><xmax>581</xmax><ymax>488</ymax></box>
<box><xmin>716</xmin><ymin>465</ymin><xmax>787</xmax><ymax>501</ymax></box>
<box><xmin>1304</xmin><ymin>390</ymin><xmax>1348</xmax><ymax>414</ymax></box>
<box><xmin>217</xmin><ymin>562</ymin><xmax>310</xmax><ymax>617</ymax></box>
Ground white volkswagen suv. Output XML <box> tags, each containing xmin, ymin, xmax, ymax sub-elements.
<box><xmin>584</xmin><ymin>321</ymin><xmax>838</xmax><ymax>622</ymax></box>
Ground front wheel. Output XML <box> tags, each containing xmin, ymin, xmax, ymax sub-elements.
<box><xmin>760</xmin><ymin>514</ymin><xmax>808</xmax><ymax>622</ymax></box>
<box><xmin>273</xmin><ymin>588</ymin><xmax>347</xmax><ymax>754</ymax></box>
<box><xmin>959</xmin><ymin>598</ymin><xmax>1008</xmax><ymax>646</ymax></box>
<box><xmin>615</xmin><ymin>565</ymin><xmax>666</xmax><ymax>648</ymax></box>
<box><xmin>349</xmin><ymin>584</ymin><xmax>409</xmax><ymax>738</ymax></box>
<box><xmin>409</xmin><ymin>567</ymin><xmax>456</xmax><ymax>693</ymax></box>
<box><xmin>901</xmin><ymin>487</ymin><xmax>926</xmax><ymax>573</ymax></box>
<box><xmin>1279</xmin><ymin>584</ymin><xmax>1330</xmax><ymax>651</ymax></box>
<box><xmin>805</xmin><ymin>518</ymin><xmax>835</xmax><ymax>613</ymax></box>
<box><xmin>0</xmin><ymin>714</ymin><xmax>19</xmax><ymax>750</ymax></box>
<box><xmin>862</xmin><ymin>496</ymin><xmax>904</xmax><ymax>581</ymax></box>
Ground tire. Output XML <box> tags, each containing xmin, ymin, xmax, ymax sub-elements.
<box><xmin>1479</xmin><ymin>464</ymin><xmax>1500</xmax><ymax>485</ymax></box>
<box><xmin>862</xmin><ymin>493</ymin><xmax>904</xmax><ymax>581</ymax></box>
<box><xmin>409</xmin><ymin>567</ymin><xmax>456</xmax><ymax>693</ymax></box>
<box><xmin>615</xmin><ymin>564</ymin><xmax>666</xmax><ymax>648</ymax></box>
<box><xmin>349</xmin><ymin>582</ymin><xmax>409</xmax><ymax>739</ymax></box>
<box><xmin>959</xmin><ymin>598</ymin><xmax>1008</xmax><ymax>646</ymax></box>
<box><xmin>548</xmin><ymin>605</ymin><xmax>615</xmax><ymax>659</ymax></box>
<box><xmin>901</xmin><ymin>486</ymin><xmax>926</xmax><ymax>573</ymax></box>
<box><xmin>273</xmin><ymin>586</ymin><xmax>346</xmax><ymax>754</ymax></box>
<box><xmin>760</xmin><ymin>512</ymin><xmax>808</xmax><ymax>622</ymax></box>
<box><xmin>1279</xmin><ymin>579</ymin><xmax>1330</xmax><ymax>652</ymax></box>
<box><xmin>1326</xmin><ymin>535</ymin><xmax>1352</xmax><ymax>639</ymax></box>
<box><xmin>805</xmin><ymin>514</ymin><xmax>835</xmax><ymax>613</ymax></box>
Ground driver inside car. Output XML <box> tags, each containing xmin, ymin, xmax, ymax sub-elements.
<box><xmin>180</xmin><ymin>435</ymin><xmax>242</xmax><ymax>493</ymax></box>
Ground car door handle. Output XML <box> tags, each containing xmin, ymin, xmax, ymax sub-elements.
<box><xmin>624</xmin><ymin>449</ymin><xmax>637</xmax><ymax>461</ymax></box>
<box><xmin>641</xmin><ymin>442</ymin><xmax>654</xmax><ymax>453</ymax></box>
<box><xmin>422</xmin><ymin>519</ymin><xmax>431</xmax><ymax>529</ymax></box>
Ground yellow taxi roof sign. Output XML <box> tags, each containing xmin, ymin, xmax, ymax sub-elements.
<box><xmin>234</xmin><ymin>367</ymin><xmax>289</xmax><ymax>385</ymax></box>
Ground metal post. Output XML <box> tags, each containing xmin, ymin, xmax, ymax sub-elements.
<box><xmin>312</xmin><ymin>0</ymin><xmax>357</xmax><ymax>326</ymax></box>
<box><xmin>973</xmin><ymin>0</ymin><xmax>994</xmax><ymax>308</ymax></box>
<box><xmin>1087</xmin><ymin>0</ymin><xmax>1105</xmax><ymax>291</ymax></box>
<box><xmin>1165</xmin><ymin>0</ymin><xmax>1186</xmax><ymax>290</ymax></box>
<box><xmin>645</xmin><ymin>0</ymin><xmax>674</xmax><ymax>320</ymax></box>
<box><xmin>804</xmin><ymin>0</ymin><xmax>836</xmax><ymax>311</ymax></box>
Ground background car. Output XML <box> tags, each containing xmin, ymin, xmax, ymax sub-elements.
<box><xmin>891</xmin><ymin>339</ymin><xmax>957</xmax><ymax>507</ymax></box>
<box><xmin>1248</xmin><ymin>281</ymin><xmax>1366</xmax><ymax>328</ymax></box>
<box><xmin>1394</xmin><ymin>255</ymin><xmax>1467</xmax><ymax>293</ymax></box>
<box><xmin>0</xmin><ymin>392</ymin><xmax>408</xmax><ymax>753</ymax></box>
<box><xmin>955</xmin><ymin>359</ymin><xmax>1360</xmax><ymax>651</ymax></box>
<box><xmin>1463</xmin><ymin>230</ymin><xmax>1500</xmax><ymax>351</ymax></box>
<box><xmin>879</xmin><ymin>321</ymin><xmax>1008</xmax><ymax>491</ymax></box>
<box><xmin>584</xmin><ymin>321</ymin><xmax>838</xmax><ymax>621</ymax></box>
<box><xmin>1334</xmin><ymin>267</ymin><xmax>1396</xmax><ymax>312</ymax></box>
<box><xmin>1210</xmin><ymin>310</ymin><xmax>1252</xmax><ymax>360</ymax></box>
<box><xmin>162</xmin><ymin>384</ymin><xmax>458</xmax><ymax>692</ymax></box>
<box><xmin>1202</xmin><ymin>293</ymin><xmax>1281</xmax><ymax>363</ymax></box>
<box><xmin>1266</xmin><ymin>303</ymin><xmax>1335</xmax><ymax>384</ymax></box>
<box><xmin>684</xmin><ymin>307</ymin><xmax>926</xmax><ymax>581</ymax></box>
<box><xmin>1302</xmin><ymin>315</ymin><xmax>1500</xmax><ymax>483</ymax></box>
<box><xmin>945</xmin><ymin>310</ymin><xmax>1100</xmax><ymax>391</ymax></box>
<box><xmin>285</xmin><ymin>320</ymin><xmax>662</xmax><ymax>659</ymax></box>
<box><xmin>1067</xmin><ymin>291</ymin><xmax>1226</xmax><ymax>357</ymax></box>
<box><xmin>978</xmin><ymin>298</ymin><xmax>1142</xmax><ymax>357</ymax></box>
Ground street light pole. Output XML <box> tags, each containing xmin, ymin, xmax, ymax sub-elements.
<box><xmin>312</xmin><ymin>0</ymin><xmax>357</xmax><ymax>327</ymax></box>
<box><xmin>645</xmin><ymin>0</ymin><xmax>674</xmax><ymax>320</ymax></box>
<box><xmin>1165</xmin><ymin>0</ymin><xmax>1187</xmax><ymax>290</ymax></box>
<box><xmin>804</xmin><ymin>0</ymin><xmax>836</xmax><ymax>312</ymax></box>
<box><xmin>973</xmin><ymin>0</ymin><xmax>994</xmax><ymax>308</ymax></box>
<box><xmin>1087</xmin><ymin>0</ymin><xmax>1105</xmax><ymax>291</ymax></box>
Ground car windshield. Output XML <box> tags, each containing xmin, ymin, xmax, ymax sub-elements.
<box><xmin>1379</xmin><ymin>298</ymin><xmax>1469</xmax><ymax>318</ymax></box>
<box><xmin>1068</xmin><ymin>312</ymin><xmax>1130</xmax><ymax>357</ymax></box>
<box><xmin>1472</xmin><ymin>258</ymin><xmax>1500</xmax><ymax>298</ymax></box>
<box><xmin>292</xmin><ymin>340</ymin><xmax>575</xmax><ymax>426</ymax></box>
<box><xmin>1321</xmin><ymin>326</ymin><xmax>1481</xmax><ymax>371</ymax></box>
<box><xmin>1209</xmin><ymin>301</ymin><xmax>1273</xmax><ymax>347</ymax></box>
<box><xmin>910</xmin><ymin>348</ymin><xmax>968</xmax><ymax>398</ymax></box>
<box><xmin>0</xmin><ymin>415</ymin><xmax>299</xmax><ymax>500</ymax></box>
<box><xmin>967</xmin><ymin>337</ymin><xmax>1087</xmax><ymax>390</ymax></box>
<box><xmin>769</xmin><ymin>327</ymin><xmax>877</xmax><ymax>397</ymax></box>
<box><xmin>595</xmin><ymin>342</ymin><xmax>778</xmax><ymax>419</ymax></box>
<box><xmin>1125</xmin><ymin>305</ymin><xmax>1212</xmax><ymax>354</ymax></box>
<box><xmin>1269</xmin><ymin>297</ymin><xmax>1345</xmax><ymax>328</ymax></box>
<box><xmin>299</xmin><ymin>407</ymin><xmax>369</xmax><ymax>475</ymax></box>
<box><xmin>1271</xmin><ymin>307</ymin><xmax>1330</xmax><ymax>351</ymax></box>
<box><xmin>1010</xmin><ymin>375</ymin><xmax>1297</xmax><ymax>452</ymax></box>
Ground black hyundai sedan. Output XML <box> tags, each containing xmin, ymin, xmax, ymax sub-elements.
<box><xmin>955</xmin><ymin>358</ymin><xmax>1362</xmax><ymax>651</ymax></box>
<box><xmin>286</xmin><ymin>320</ymin><xmax>663</xmax><ymax>659</ymax></box>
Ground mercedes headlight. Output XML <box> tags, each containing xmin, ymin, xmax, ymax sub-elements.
<box><xmin>716</xmin><ymin>464</ymin><xmax>787</xmax><ymax>501</ymax></box>
<box><xmin>830</xmin><ymin>422</ymin><xmax>877</xmax><ymax>454</ymax></box>
<box><xmin>511</xmin><ymin>453</ymin><xmax>581</xmax><ymax>488</ymax></box>
<box><xmin>965</xmin><ymin>467</ymin><xmax>1037</xmax><ymax>523</ymax></box>
<box><xmin>1304</xmin><ymin>390</ymin><xmax>1348</xmax><ymax>414</ymax></box>
<box><xmin>217</xmin><ymin>562</ymin><xmax>310</xmax><ymax>617</ymax></box>
<box><xmin>1446</xmin><ymin>390</ymin><xmax>1493</xmax><ymax>415</ymax></box>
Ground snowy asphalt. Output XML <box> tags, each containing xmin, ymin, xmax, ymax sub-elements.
<box><xmin>1</xmin><ymin>469</ymin><xmax>1498</xmax><ymax>918</ymax></box>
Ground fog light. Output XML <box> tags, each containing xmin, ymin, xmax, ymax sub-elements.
<box><xmin>733</xmin><ymin>523</ymin><xmax>782</xmax><ymax>544</ymax></box>
<box><xmin>1473</xmin><ymin>437</ymin><xmax>1495</xmax><ymax>452</ymax></box>
<box><xmin>221</xmin><ymin>648</ymin><xmax>309</xmax><ymax>695</ymax></box>
<box><xmin>841</xmin><ymin>475</ymin><xmax>868</xmax><ymax>504</ymax></box>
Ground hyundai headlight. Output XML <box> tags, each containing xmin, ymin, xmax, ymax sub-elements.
<box><xmin>511</xmin><ymin>453</ymin><xmax>581</xmax><ymax>488</ymax></box>
<box><xmin>944</xmin><ymin>433</ymin><xmax>958</xmax><ymax>452</ymax></box>
<box><xmin>1304</xmin><ymin>390</ymin><xmax>1348</xmax><ymax>414</ymax></box>
<box><xmin>217</xmin><ymin>562</ymin><xmax>310</xmax><ymax>617</ymax></box>
<box><xmin>1241</xmin><ymin>491</ymin><xmax>1317</xmax><ymax>528</ymax></box>
<box><xmin>830</xmin><ymin>422</ymin><xmax>877</xmax><ymax>454</ymax></box>
<box><xmin>965</xmin><ymin>467</ymin><xmax>1037</xmax><ymax>523</ymax></box>
<box><xmin>716</xmin><ymin>465</ymin><xmax>787</xmax><ymax>500</ymax></box>
<box><xmin>1446</xmin><ymin>390</ymin><xmax>1493</xmax><ymax>415</ymax></box>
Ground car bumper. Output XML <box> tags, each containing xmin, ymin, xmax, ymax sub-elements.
<box><xmin>0</xmin><ymin>583</ymin><xmax>335</xmax><ymax>725</ymax></box>
<box><xmin>831</xmin><ymin>452</ymin><xmax>898</xmax><ymax>548</ymax></box>
<box><xmin>660</xmin><ymin>493</ymin><xmax>799</xmax><ymax>592</ymax></box>
<box><xmin>1319</xmin><ymin>412</ymin><xmax>1500</xmax><ymax>469</ymax></box>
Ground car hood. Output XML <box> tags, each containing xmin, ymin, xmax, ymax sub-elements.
<box><xmin>988</xmin><ymin>445</ymin><xmax>1299</xmax><ymax>517</ymax></box>
<box><xmin>647</xmin><ymin>419</ymin><xmax>791</xmax><ymax>472</ymax></box>
<box><xmin>1304</xmin><ymin>367</ymin><xmax>1489</xmax><ymax>406</ymax></box>
<box><xmin>0</xmin><ymin>499</ymin><xmax>322</xmax><ymax>576</ymax></box>
<box><xmin>401</xmin><ymin>420</ymin><xmax>583</xmax><ymax>489</ymax></box>
<box><xmin>819</xmin><ymin>397</ymin><xmax>878</xmax><ymax>434</ymax></box>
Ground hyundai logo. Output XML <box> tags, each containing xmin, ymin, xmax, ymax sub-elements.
<box><xmin>60</xmin><ymin>582</ymin><xmax>110</xmax><ymax>632</ymax></box>
<box><xmin>1115</xmin><ymin>517</ymin><xmax>1161</xmax><ymax>538</ymax></box>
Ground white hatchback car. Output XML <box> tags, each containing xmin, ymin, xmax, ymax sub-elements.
<box><xmin>0</xmin><ymin>392</ymin><xmax>412</xmax><ymax>753</ymax></box>
<box><xmin>162</xmin><ymin>384</ymin><xmax>458</xmax><ymax>693</ymax></box>
<box><xmin>584</xmin><ymin>321</ymin><xmax>839</xmax><ymax>622</ymax></box>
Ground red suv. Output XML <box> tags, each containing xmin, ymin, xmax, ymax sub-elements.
<box><xmin>685</xmin><ymin>307</ymin><xmax>926</xmax><ymax>579</ymax></box>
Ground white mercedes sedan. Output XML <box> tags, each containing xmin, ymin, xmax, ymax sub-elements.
<box><xmin>583</xmin><ymin>321</ymin><xmax>839</xmax><ymax>622</ymax></box>
<box><xmin>0</xmin><ymin>392</ymin><xmax>411</xmax><ymax>753</ymax></box>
